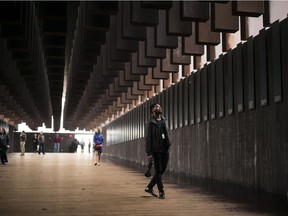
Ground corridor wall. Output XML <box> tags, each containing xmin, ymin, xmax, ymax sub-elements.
<box><xmin>104</xmin><ymin>18</ymin><xmax>288</xmax><ymax>196</ymax></box>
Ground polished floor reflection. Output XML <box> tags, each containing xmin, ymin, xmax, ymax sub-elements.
<box><xmin>0</xmin><ymin>153</ymin><xmax>287</xmax><ymax>216</ymax></box>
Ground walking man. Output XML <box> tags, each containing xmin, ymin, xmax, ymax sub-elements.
<box><xmin>144</xmin><ymin>103</ymin><xmax>171</xmax><ymax>199</ymax></box>
<box><xmin>53</xmin><ymin>134</ymin><xmax>61</xmax><ymax>153</ymax></box>
<box><xmin>38</xmin><ymin>132</ymin><xmax>45</xmax><ymax>155</ymax></box>
<box><xmin>19</xmin><ymin>131</ymin><xmax>27</xmax><ymax>156</ymax></box>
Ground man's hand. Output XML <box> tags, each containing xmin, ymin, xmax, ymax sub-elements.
<box><xmin>147</xmin><ymin>155</ymin><xmax>153</xmax><ymax>162</ymax></box>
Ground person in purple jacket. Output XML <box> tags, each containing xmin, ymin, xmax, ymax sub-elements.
<box><xmin>93</xmin><ymin>127</ymin><xmax>104</xmax><ymax>166</ymax></box>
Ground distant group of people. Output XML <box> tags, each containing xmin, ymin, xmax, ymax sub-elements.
<box><xmin>2</xmin><ymin>128</ymin><xmax>104</xmax><ymax>161</ymax></box>
<box><xmin>0</xmin><ymin>126</ymin><xmax>104</xmax><ymax>171</ymax></box>
<box><xmin>20</xmin><ymin>131</ymin><xmax>50</xmax><ymax>156</ymax></box>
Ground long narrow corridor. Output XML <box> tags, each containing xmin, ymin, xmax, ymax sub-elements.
<box><xmin>0</xmin><ymin>153</ymin><xmax>286</xmax><ymax>216</ymax></box>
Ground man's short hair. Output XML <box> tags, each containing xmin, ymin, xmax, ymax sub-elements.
<box><xmin>150</xmin><ymin>103</ymin><xmax>158</xmax><ymax>114</ymax></box>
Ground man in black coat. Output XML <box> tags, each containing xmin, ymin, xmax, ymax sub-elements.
<box><xmin>144</xmin><ymin>103</ymin><xmax>171</xmax><ymax>199</ymax></box>
<box><xmin>0</xmin><ymin>128</ymin><xmax>10</xmax><ymax>164</ymax></box>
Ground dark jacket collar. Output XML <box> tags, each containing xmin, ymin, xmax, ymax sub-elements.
<box><xmin>150</xmin><ymin>115</ymin><xmax>166</xmax><ymax>124</ymax></box>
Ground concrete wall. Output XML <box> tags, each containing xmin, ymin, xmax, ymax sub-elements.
<box><xmin>104</xmin><ymin>16</ymin><xmax>288</xmax><ymax>196</ymax></box>
<box><xmin>105</xmin><ymin>100</ymin><xmax>288</xmax><ymax>196</ymax></box>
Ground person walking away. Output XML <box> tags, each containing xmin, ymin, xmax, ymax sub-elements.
<box><xmin>144</xmin><ymin>103</ymin><xmax>171</xmax><ymax>199</ymax></box>
<box><xmin>53</xmin><ymin>134</ymin><xmax>61</xmax><ymax>153</ymax></box>
<box><xmin>32</xmin><ymin>134</ymin><xmax>38</xmax><ymax>153</ymax></box>
<box><xmin>93</xmin><ymin>127</ymin><xmax>104</xmax><ymax>165</ymax></box>
<box><xmin>80</xmin><ymin>139</ymin><xmax>85</xmax><ymax>153</ymax></box>
<box><xmin>88</xmin><ymin>139</ymin><xmax>91</xmax><ymax>153</ymax></box>
<box><xmin>38</xmin><ymin>132</ymin><xmax>45</xmax><ymax>155</ymax></box>
<box><xmin>19</xmin><ymin>131</ymin><xmax>27</xmax><ymax>156</ymax></box>
<box><xmin>0</xmin><ymin>128</ymin><xmax>10</xmax><ymax>165</ymax></box>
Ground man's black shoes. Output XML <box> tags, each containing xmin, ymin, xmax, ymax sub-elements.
<box><xmin>145</xmin><ymin>187</ymin><xmax>166</xmax><ymax>199</ymax></box>
<box><xmin>144</xmin><ymin>187</ymin><xmax>157</xmax><ymax>197</ymax></box>
<box><xmin>159</xmin><ymin>191</ymin><xmax>165</xmax><ymax>199</ymax></box>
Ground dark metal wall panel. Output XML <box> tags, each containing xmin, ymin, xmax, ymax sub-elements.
<box><xmin>180</xmin><ymin>1</ymin><xmax>209</xmax><ymax>22</ymax></box>
<box><xmin>183</xmin><ymin>23</ymin><xmax>204</xmax><ymax>56</ymax></box>
<box><xmin>122</xmin><ymin>2</ymin><xmax>146</xmax><ymax>40</ymax></box>
<box><xmin>129</xmin><ymin>110</ymin><xmax>132</xmax><ymax>140</ymax></box>
<box><xmin>124</xmin><ymin>115</ymin><xmax>127</xmax><ymax>142</ymax></box>
<box><xmin>131</xmin><ymin>1</ymin><xmax>159</xmax><ymax>26</ymax></box>
<box><xmin>174</xmin><ymin>82</ymin><xmax>179</xmax><ymax>129</ymax></box>
<box><xmin>141</xmin><ymin>1</ymin><xmax>172</xmax><ymax>10</ymax></box>
<box><xmin>270</xmin><ymin>21</ymin><xmax>282</xmax><ymax>103</ymax></box>
<box><xmin>224</xmin><ymin>50</ymin><xmax>234</xmax><ymax>115</ymax></box>
<box><xmin>280</xmin><ymin>17</ymin><xmax>288</xmax><ymax>103</ymax></box>
<box><xmin>243</xmin><ymin>37</ymin><xmax>255</xmax><ymax>110</ymax></box>
<box><xmin>195</xmin><ymin>70</ymin><xmax>201</xmax><ymax>123</ymax></box>
<box><xmin>196</xmin><ymin>18</ymin><xmax>221</xmax><ymax>45</ymax></box>
<box><xmin>138</xmin><ymin>106</ymin><xmax>141</xmax><ymax>139</ymax></box>
<box><xmin>168</xmin><ymin>87</ymin><xmax>174</xmax><ymax>130</ymax></box>
<box><xmin>131</xmin><ymin>111</ymin><xmax>134</xmax><ymax>140</ymax></box>
<box><xmin>156</xmin><ymin>10</ymin><xmax>178</xmax><ymax>48</ymax></box>
<box><xmin>138</xmin><ymin>41</ymin><xmax>157</xmax><ymax>67</ymax></box>
<box><xmin>201</xmin><ymin>66</ymin><xmax>208</xmax><ymax>121</ymax></box>
<box><xmin>142</xmin><ymin>104</ymin><xmax>146</xmax><ymax>137</ymax></box>
<box><xmin>167</xmin><ymin>1</ymin><xmax>192</xmax><ymax>36</ymax></box>
<box><xmin>137</xmin><ymin>107</ymin><xmax>140</xmax><ymax>139</ymax></box>
<box><xmin>234</xmin><ymin>43</ymin><xmax>244</xmax><ymax>113</ymax></box>
<box><xmin>212</xmin><ymin>1</ymin><xmax>239</xmax><ymax>33</ymax></box>
<box><xmin>161</xmin><ymin>50</ymin><xmax>179</xmax><ymax>72</ymax></box>
<box><xmin>208</xmin><ymin>61</ymin><xmax>216</xmax><ymax>119</ymax></box>
<box><xmin>129</xmin><ymin>114</ymin><xmax>132</xmax><ymax>141</ymax></box>
<box><xmin>178</xmin><ymin>79</ymin><xmax>184</xmax><ymax>127</ymax></box>
<box><xmin>216</xmin><ymin>55</ymin><xmax>224</xmax><ymax>117</ymax></box>
<box><xmin>183</xmin><ymin>77</ymin><xmax>189</xmax><ymax>126</ymax></box>
<box><xmin>160</xmin><ymin>89</ymin><xmax>165</xmax><ymax>111</ymax></box>
<box><xmin>232</xmin><ymin>1</ymin><xmax>264</xmax><ymax>17</ymax></box>
<box><xmin>144</xmin><ymin>100</ymin><xmax>149</xmax><ymax>124</ymax></box>
<box><xmin>155</xmin><ymin>91</ymin><xmax>160</xmax><ymax>104</ymax></box>
<box><xmin>139</xmin><ymin>105</ymin><xmax>143</xmax><ymax>138</ymax></box>
<box><xmin>265</xmin><ymin>24</ymin><xmax>276</xmax><ymax>105</ymax></box>
<box><xmin>178</xmin><ymin>79</ymin><xmax>184</xmax><ymax>128</ymax></box>
<box><xmin>171</xmin><ymin>38</ymin><xmax>191</xmax><ymax>65</ymax></box>
<box><xmin>188</xmin><ymin>73</ymin><xmax>195</xmax><ymax>125</ymax></box>
<box><xmin>254</xmin><ymin>29</ymin><xmax>268</xmax><ymax>107</ymax></box>
<box><xmin>146</xmin><ymin>27</ymin><xmax>166</xmax><ymax>59</ymax></box>
<box><xmin>164</xmin><ymin>88</ymin><xmax>170</xmax><ymax>127</ymax></box>
<box><xmin>115</xmin><ymin>11</ymin><xmax>138</xmax><ymax>52</ymax></box>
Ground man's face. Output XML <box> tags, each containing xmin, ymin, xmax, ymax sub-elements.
<box><xmin>153</xmin><ymin>104</ymin><xmax>162</xmax><ymax>115</ymax></box>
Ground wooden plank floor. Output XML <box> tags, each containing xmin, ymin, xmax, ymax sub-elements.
<box><xmin>0</xmin><ymin>153</ymin><xmax>286</xmax><ymax>216</ymax></box>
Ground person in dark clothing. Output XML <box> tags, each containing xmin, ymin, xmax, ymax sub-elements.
<box><xmin>0</xmin><ymin>128</ymin><xmax>10</xmax><ymax>165</ymax></box>
<box><xmin>69</xmin><ymin>138</ymin><xmax>79</xmax><ymax>153</ymax></box>
<box><xmin>38</xmin><ymin>132</ymin><xmax>45</xmax><ymax>155</ymax></box>
<box><xmin>144</xmin><ymin>103</ymin><xmax>171</xmax><ymax>199</ymax></box>
<box><xmin>32</xmin><ymin>134</ymin><xmax>38</xmax><ymax>153</ymax></box>
<box><xmin>53</xmin><ymin>134</ymin><xmax>61</xmax><ymax>153</ymax></box>
<box><xmin>88</xmin><ymin>139</ymin><xmax>91</xmax><ymax>153</ymax></box>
